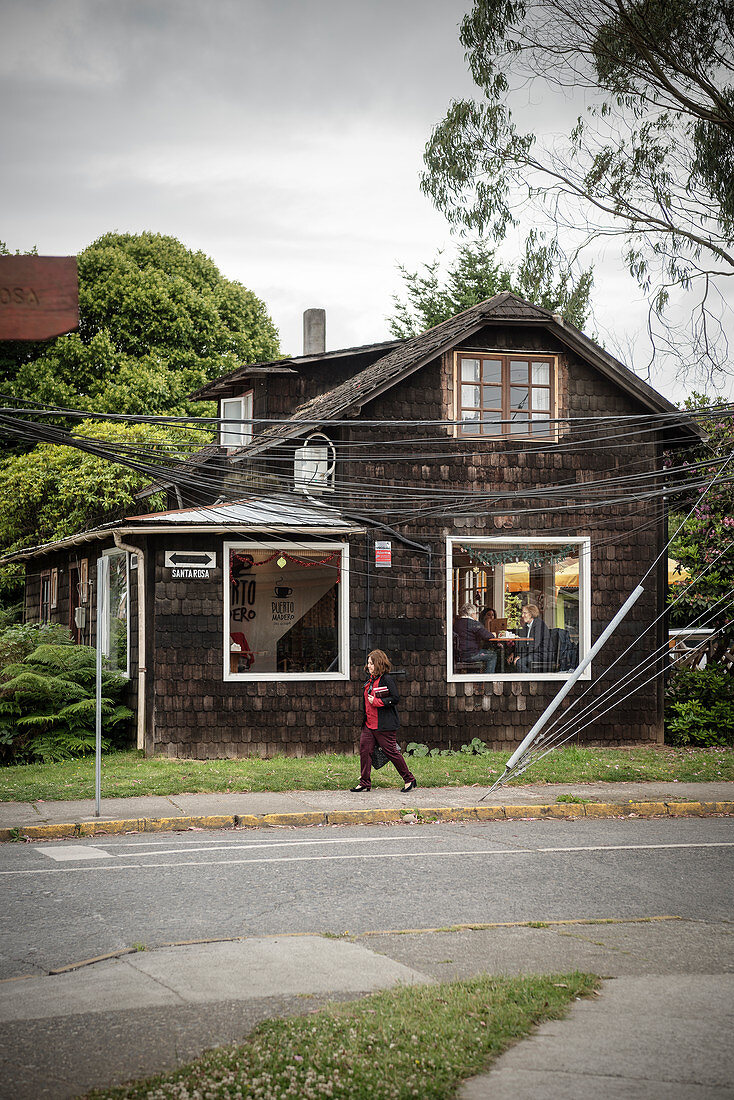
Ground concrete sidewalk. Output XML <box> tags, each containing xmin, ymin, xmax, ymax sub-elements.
<box><xmin>1</xmin><ymin>780</ymin><xmax>732</xmax><ymax>841</ymax></box>
<box><xmin>460</xmin><ymin>974</ymin><xmax>734</xmax><ymax>1100</ymax></box>
<box><xmin>2</xmin><ymin>921</ymin><xmax>732</xmax><ymax>1099</ymax></box>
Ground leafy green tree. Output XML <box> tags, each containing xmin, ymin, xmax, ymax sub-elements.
<box><xmin>0</xmin><ymin>420</ymin><xmax>181</xmax><ymax>601</ymax></box>
<box><xmin>421</xmin><ymin>0</ymin><xmax>734</xmax><ymax>375</ymax></box>
<box><xmin>389</xmin><ymin>236</ymin><xmax>593</xmax><ymax>338</ymax></box>
<box><xmin>0</xmin><ymin>232</ymin><xmax>280</xmax><ymax>606</ymax></box>
<box><xmin>4</xmin><ymin>231</ymin><xmax>279</xmax><ymax>418</ymax></box>
<box><xmin>668</xmin><ymin>396</ymin><xmax>734</xmax><ymax>648</ymax></box>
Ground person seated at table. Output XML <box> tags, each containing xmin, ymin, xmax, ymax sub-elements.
<box><xmin>453</xmin><ymin>602</ymin><xmax>498</xmax><ymax>674</ymax></box>
<box><xmin>514</xmin><ymin>603</ymin><xmax>553</xmax><ymax>673</ymax></box>
<box><xmin>480</xmin><ymin>607</ymin><xmax>506</xmax><ymax>671</ymax></box>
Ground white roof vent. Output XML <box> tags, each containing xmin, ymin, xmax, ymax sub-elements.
<box><xmin>294</xmin><ymin>432</ymin><xmax>335</xmax><ymax>494</ymax></box>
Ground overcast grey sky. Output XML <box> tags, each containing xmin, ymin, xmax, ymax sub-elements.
<box><xmin>2</xmin><ymin>0</ymin><xmax>723</xmax><ymax>402</ymax></box>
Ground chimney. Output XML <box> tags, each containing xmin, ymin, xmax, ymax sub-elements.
<box><xmin>303</xmin><ymin>308</ymin><xmax>326</xmax><ymax>355</ymax></box>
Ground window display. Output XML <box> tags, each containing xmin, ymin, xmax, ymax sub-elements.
<box><xmin>225</xmin><ymin>542</ymin><xmax>348</xmax><ymax>679</ymax></box>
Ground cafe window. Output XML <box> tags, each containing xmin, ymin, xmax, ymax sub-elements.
<box><xmin>225</xmin><ymin>541</ymin><xmax>349</xmax><ymax>681</ymax></box>
<box><xmin>101</xmin><ymin>550</ymin><xmax>130</xmax><ymax>677</ymax></box>
<box><xmin>455</xmin><ymin>352</ymin><xmax>555</xmax><ymax>437</ymax></box>
<box><xmin>447</xmin><ymin>536</ymin><xmax>591</xmax><ymax>681</ymax></box>
<box><xmin>220</xmin><ymin>392</ymin><xmax>254</xmax><ymax>450</ymax></box>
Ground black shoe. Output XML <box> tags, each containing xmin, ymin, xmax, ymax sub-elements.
<box><xmin>401</xmin><ymin>780</ymin><xmax>417</xmax><ymax>792</ymax></box>
<box><xmin>350</xmin><ymin>785</ymin><xmax>371</xmax><ymax>792</ymax></box>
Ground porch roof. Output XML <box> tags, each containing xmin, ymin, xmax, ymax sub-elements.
<box><xmin>123</xmin><ymin>495</ymin><xmax>363</xmax><ymax>533</ymax></box>
<box><xmin>1</xmin><ymin>496</ymin><xmax>362</xmax><ymax>563</ymax></box>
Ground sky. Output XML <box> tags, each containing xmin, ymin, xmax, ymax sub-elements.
<box><xmin>2</xmin><ymin>0</ymin><xmax>729</xmax><ymax>404</ymax></box>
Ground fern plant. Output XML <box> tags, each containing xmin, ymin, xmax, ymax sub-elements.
<box><xmin>0</xmin><ymin>642</ymin><xmax>133</xmax><ymax>764</ymax></box>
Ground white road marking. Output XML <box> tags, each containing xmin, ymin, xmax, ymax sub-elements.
<box><xmin>38</xmin><ymin>845</ymin><xmax>113</xmax><ymax>862</ymax></box>
<box><xmin>3</xmin><ymin>840</ymin><xmax>733</xmax><ymax>876</ymax></box>
<box><xmin>111</xmin><ymin>835</ymin><xmax>442</xmax><ymax>858</ymax></box>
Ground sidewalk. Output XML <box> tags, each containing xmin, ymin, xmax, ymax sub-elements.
<box><xmin>3</xmin><ymin>923</ymin><xmax>732</xmax><ymax>1099</ymax></box>
<box><xmin>1</xmin><ymin>780</ymin><xmax>732</xmax><ymax>841</ymax></box>
<box><xmin>1</xmin><ymin>778</ymin><xmax>734</xmax><ymax>836</ymax></box>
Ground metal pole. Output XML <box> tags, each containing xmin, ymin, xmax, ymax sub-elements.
<box><xmin>95</xmin><ymin>555</ymin><xmax>109</xmax><ymax>818</ymax></box>
<box><xmin>485</xmin><ymin>584</ymin><xmax>645</xmax><ymax>793</ymax></box>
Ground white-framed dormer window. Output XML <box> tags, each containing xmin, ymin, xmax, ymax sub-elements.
<box><xmin>220</xmin><ymin>392</ymin><xmax>254</xmax><ymax>450</ymax></box>
<box><xmin>225</xmin><ymin>540</ymin><xmax>349</xmax><ymax>681</ymax></box>
<box><xmin>447</xmin><ymin>536</ymin><xmax>591</xmax><ymax>682</ymax></box>
<box><xmin>101</xmin><ymin>549</ymin><xmax>130</xmax><ymax>678</ymax></box>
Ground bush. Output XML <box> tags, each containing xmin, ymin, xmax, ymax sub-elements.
<box><xmin>0</xmin><ymin>621</ymin><xmax>72</xmax><ymax>670</ymax></box>
<box><xmin>0</xmin><ymin>643</ymin><xmax>133</xmax><ymax>764</ymax></box>
<box><xmin>665</xmin><ymin>663</ymin><xmax>734</xmax><ymax>746</ymax></box>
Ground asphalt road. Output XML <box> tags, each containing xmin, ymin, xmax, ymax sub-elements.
<box><xmin>3</xmin><ymin>815</ymin><xmax>733</xmax><ymax>979</ymax></box>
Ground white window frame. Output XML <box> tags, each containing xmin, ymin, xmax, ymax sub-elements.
<box><xmin>446</xmin><ymin>535</ymin><xmax>591</xmax><ymax>682</ymax></box>
<box><xmin>223</xmin><ymin>540</ymin><xmax>350</xmax><ymax>682</ymax></box>
<box><xmin>101</xmin><ymin>548</ymin><xmax>130</xmax><ymax>679</ymax></box>
<box><xmin>220</xmin><ymin>392</ymin><xmax>254</xmax><ymax>450</ymax></box>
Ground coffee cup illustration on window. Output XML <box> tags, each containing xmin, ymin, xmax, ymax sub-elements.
<box><xmin>274</xmin><ymin>585</ymin><xmax>293</xmax><ymax>598</ymax></box>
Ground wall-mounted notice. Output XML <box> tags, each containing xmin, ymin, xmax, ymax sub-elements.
<box><xmin>375</xmin><ymin>540</ymin><xmax>392</xmax><ymax>568</ymax></box>
<box><xmin>164</xmin><ymin>550</ymin><xmax>216</xmax><ymax>579</ymax></box>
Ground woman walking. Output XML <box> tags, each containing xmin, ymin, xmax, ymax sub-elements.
<box><xmin>350</xmin><ymin>649</ymin><xmax>417</xmax><ymax>793</ymax></box>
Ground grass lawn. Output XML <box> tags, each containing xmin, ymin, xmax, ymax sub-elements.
<box><xmin>1</xmin><ymin>745</ymin><xmax>732</xmax><ymax>802</ymax></box>
<box><xmin>83</xmin><ymin>972</ymin><xmax>599</xmax><ymax>1100</ymax></box>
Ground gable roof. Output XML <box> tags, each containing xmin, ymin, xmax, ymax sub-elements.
<box><xmin>189</xmin><ymin>338</ymin><xmax>402</xmax><ymax>401</ymax></box>
<box><xmin>229</xmin><ymin>292</ymin><xmax>698</xmax><ymax>459</ymax></box>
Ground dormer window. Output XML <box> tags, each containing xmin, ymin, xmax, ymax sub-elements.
<box><xmin>455</xmin><ymin>352</ymin><xmax>556</xmax><ymax>438</ymax></box>
<box><xmin>220</xmin><ymin>392</ymin><xmax>254</xmax><ymax>450</ymax></box>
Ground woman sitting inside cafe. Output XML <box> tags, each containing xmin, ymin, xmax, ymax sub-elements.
<box><xmin>453</xmin><ymin>602</ymin><xmax>498</xmax><ymax>674</ymax></box>
<box><xmin>514</xmin><ymin>603</ymin><xmax>553</xmax><ymax>673</ymax></box>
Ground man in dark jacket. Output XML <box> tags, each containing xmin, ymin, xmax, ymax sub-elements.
<box><xmin>453</xmin><ymin>602</ymin><xmax>498</xmax><ymax>673</ymax></box>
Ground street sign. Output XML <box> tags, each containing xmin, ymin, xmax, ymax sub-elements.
<box><xmin>164</xmin><ymin>550</ymin><xmax>216</xmax><ymax>579</ymax></box>
<box><xmin>0</xmin><ymin>256</ymin><xmax>79</xmax><ymax>341</ymax></box>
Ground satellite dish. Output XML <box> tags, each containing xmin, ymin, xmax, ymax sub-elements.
<box><xmin>294</xmin><ymin>432</ymin><xmax>336</xmax><ymax>494</ymax></box>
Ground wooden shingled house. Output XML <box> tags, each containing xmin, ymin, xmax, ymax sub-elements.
<box><xmin>9</xmin><ymin>295</ymin><xmax>700</xmax><ymax>758</ymax></box>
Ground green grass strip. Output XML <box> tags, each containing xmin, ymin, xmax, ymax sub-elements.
<box><xmin>1</xmin><ymin>746</ymin><xmax>732</xmax><ymax>802</ymax></box>
<box><xmin>84</xmin><ymin>972</ymin><xmax>599</xmax><ymax>1100</ymax></box>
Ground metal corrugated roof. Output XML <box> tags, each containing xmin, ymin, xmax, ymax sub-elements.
<box><xmin>126</xmin><ymin>495</ymin><xmax>360</xmax><ymax>529</ymax></box>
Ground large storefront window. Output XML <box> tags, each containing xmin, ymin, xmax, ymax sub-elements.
<box><xmin>447</xmin><ymin>537</ymin><xmax>590</xmax><ymax>681</ymax></box>
<box><xmin>102</xmin><ymin>551</ymin><xmax>129</xmax><ymax>677</ymax></box>
<box><xmin>225</xmin><ymin>542</ymin><xmax>349</xmax><ymax>680</ymax></box>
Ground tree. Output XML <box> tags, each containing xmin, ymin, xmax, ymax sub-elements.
<box><xmin>0</xmin><ymin>421</ymin><xmax>179</xmax><ymax>601</ymax></box>
<box><xmin>0</xmin><ymin>232</ymin><xmax>280</xmax><ymax>606</ymax></box>
<box><xmin>421</xmin><ymin>0</ymin><xmax>734</xmax><ymax>378</ymax></box>
<box><xmin>388</xmin><ymin>235</ymin><xmax>594</xmax><ymax>338</ymax></box>
<box><xmin>668</xmin><ymin>396</ymin><xmax>734</xmax><ymax>649</ymax></box>
<box><xmin>4</xmin><ymin>231</ymin><xmax>280</xmax><ymax>418</ymax></box>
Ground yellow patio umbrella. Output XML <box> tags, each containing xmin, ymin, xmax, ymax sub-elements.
<box><xmin>668</xmin><ymin>557</ymin><xmax>689</xmax><ymax>584</ymax></box>
<box><xmin>502</xmin><ymin>559</ymin><xmax>579</xmax><ymax>591</ymax></box>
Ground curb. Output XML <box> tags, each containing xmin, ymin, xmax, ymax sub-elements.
<box><xmin>1</xmin><ymin>800</ymin><xmax>732</xmax><ymax>842</ymax></box>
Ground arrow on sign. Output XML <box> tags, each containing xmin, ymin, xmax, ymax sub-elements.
<box><xmin>166</xmin><ymin>552</ymin><xmax>215</xmax><ymax>566</ymax></box>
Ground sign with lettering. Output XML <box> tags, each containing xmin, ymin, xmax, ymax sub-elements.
<box><xmin>0</xmin><ymin>257</ymin><xmax>79</xmax><ymax>341</ymax></box>
<box><xmin>375</xmin><ymin>540</ymin><xmax>392</xmax><ymax>568</ymax></box>
<box><xmin>164</xmin><ymin>550</ymin><xmax>216</xmax><ymax>579</ymax></box>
